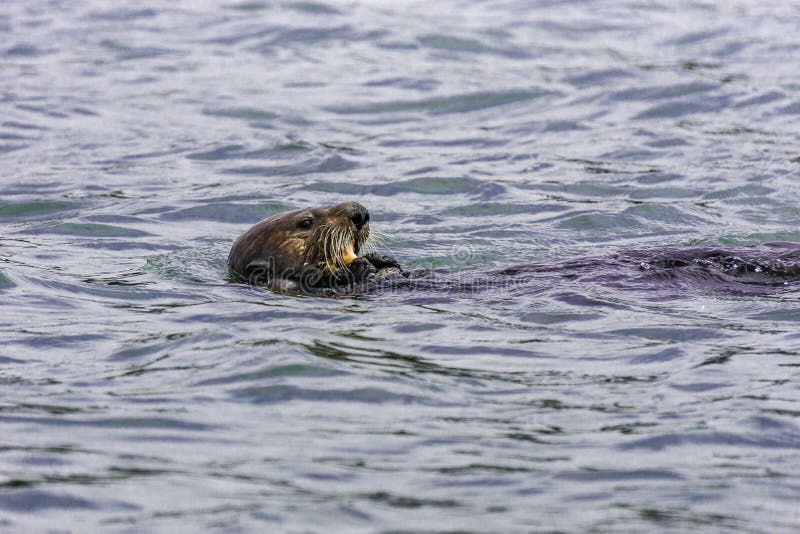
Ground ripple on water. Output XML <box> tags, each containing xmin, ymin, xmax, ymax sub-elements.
<box><xmin>555</xmin><ymin>468</ymin><xmax>684</xmax><ymax>482</ymax></box>
<box><xmin>0</xmin><ymin>201</ymin><xmax>83</xmax><ymax>221</ymax></box>
<box><xmin>556</xmin><ymin>211</ymin><xmax>641</xmax><ymax>232</ymax></box>
<box><xmin>440</xmin><ymin>202</ymin><xmax>567</xmax><ymax>217</ymax></box>
<box><xmin>618</xmin><ymin>428</ymin><xmax>800</xmax><ymax>451</ymax></box>
<box><xmin>24</xmin><ymin>276</ymin><xmax>206</xmax><ymax>303</ymax></box>
<box><xmin>201</xmin><ymin>107</ymin><xmax>278</xmax><ymax>121</ymax></box>
<box><xmin>0</xmin><ymin>271</ymin><xmax>15</xmax><ymax>290</ymax></box>
<box><xmin>223</xmin><ymin>153</ymin><xmax>359</xmax><ymax>176</ymax></box>
<box><xmin>0</xmin><ymin>414</ymin><xmax>217</xmax><ymax>431</ymax></box>
<box><xmin>193</xmin><ymin>363</ymin><xmax>346</xmax><ymax>387</ymax></box>
<box><xmin>609</xmin><ymin>81</ymin><xmax>719</xmax><ymax>103</ymax></box>
<box><xmin>417</xmin><ymin>33</ymin><xmax>531</xmax><ymax>59</ymax></box>
<box><xmin>622</xmin><ymin>204</ymin><xmax>708</xmax><ymax>226</ymax></box>
<box><xmin>0</xmin><ymin>490</ymin><xmax>106</xmax><ymax>512</ymax></box>
<box><xmin>231</xmin><ymin>384</ymin><xmax>438</xmax><ymax>405</ymax></box>
<box><xmin>607</xmin><ymin>327</ymin><xmax>725</xmax><ymax>343</ymax></box>
<box><xmin>159</xmin><ymin>202</ymin><xmax>293</xmax><ymax>223</ymax></box>
<box><xmin>97</xmin><ymin>39</ymin><xmax>178</xmax><ymax>62</ymax></box>
<box><xmin>20</xmin><ymin>223</ymin><xmax>152</xmax><ymax>238</ymax></box>
<box><xmin>634</xmin><ymin>100</ymin><xmax>722</xmax><ymax>120</ymax></box>
<box><xmin>327</xmin><ymin>89</ymin><xmax>558</xmax><ymax>116</ymax></box>
<box><xmin>629</xmin><ymin>347</ymin><xmax>685</xmax><ymax>364</ymax></box>
<box><xmin>307</xmin><ymin>177</ymin><xmax>505</xmax><ymax>198</ymax></box>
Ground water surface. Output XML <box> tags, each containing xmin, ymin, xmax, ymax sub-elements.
<box><xmin>1</xmin><ymin>0</ymin><xmax>800</xmax><ymax>531</ymax></box>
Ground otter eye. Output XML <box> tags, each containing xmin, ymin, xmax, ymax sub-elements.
<box><xmin>297</xmin><ymin>218</ymin><xmax>313</xmax><ymax>230</ymax></box>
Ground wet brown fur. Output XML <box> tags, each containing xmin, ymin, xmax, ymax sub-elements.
<box><xmin>227</xmin><ymin>202</ymin><xmax>370</xmax><ymax>285</ymax></box>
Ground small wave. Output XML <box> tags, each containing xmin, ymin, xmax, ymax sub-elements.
<box><xmin>231</xmin><ymin>384</ymin><xmax>437</xmax><ymax>405</ymax></box>
<box><xmin>327</xmin><ymin>89</ymin><xmax>557</xmax><ymax>115</ymax></box>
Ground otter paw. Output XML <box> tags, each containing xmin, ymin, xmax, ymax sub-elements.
<box><xmin>363</xmin><ymin>253</ymin><xmax>402</xmax><ymax>271</ymax></box>
<box><xmin>348</xmin><ymin>257</ymin><xmax>377</xmax><ymax>282</ymax></box>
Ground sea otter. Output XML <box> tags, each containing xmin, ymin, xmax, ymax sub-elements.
<box><xmin>227</xmin><ymin>201</ymin><xmax>404</xmax><ymax>292</ymax></box>
<box><xmin>228</xmin><ymin>201</ymin><xmax>800</xmax><ymax>296</ymax></box>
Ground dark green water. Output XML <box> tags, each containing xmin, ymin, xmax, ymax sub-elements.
<box><xmin>1</xmin><ymin>1</ymin><xmax>800</xmax><ymax>531</ymax></box>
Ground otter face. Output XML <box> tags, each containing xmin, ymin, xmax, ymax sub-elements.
<box><xmin>227</xmin><ymin>201</ymin><xmax>371</xmax><ymax>286</ymax></box>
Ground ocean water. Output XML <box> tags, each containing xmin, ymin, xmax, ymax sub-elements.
<box><xmin>1</xmin><ymin>0</ymin><xmax>800</xmax><ymax>531</ymax></box>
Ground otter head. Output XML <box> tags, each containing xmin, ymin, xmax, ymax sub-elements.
<box><xmin>227</xmin><ymin>201</ymin><xmax>371</xmax><ymax>287</ymax></box>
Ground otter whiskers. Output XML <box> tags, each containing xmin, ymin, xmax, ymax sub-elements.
<box><xmin>307</xmin><ymin>223</ymin><xmax>358</xmax><ymax>277</ymax></box>
<box><xmin>362</xmin><ymin>228</ymin><xmax>394</xmax><ymax>258</ymax></box>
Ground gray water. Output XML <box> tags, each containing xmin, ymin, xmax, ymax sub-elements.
<box><xmin>2</xmin><ymin>0</ymin><xmax>800</xmax><ymax>531</ymax></box>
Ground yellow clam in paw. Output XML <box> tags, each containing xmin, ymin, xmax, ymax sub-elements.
<box><xmin>342</xmin><ymin>241</ymin><xmax>358</xmax><ymax>265</ymax></box>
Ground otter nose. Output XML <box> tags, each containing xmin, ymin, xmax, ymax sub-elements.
<box><xmin>351</xmin><ymin>203</ymin><xmax>370</xmax><ymax>229</ymax></box>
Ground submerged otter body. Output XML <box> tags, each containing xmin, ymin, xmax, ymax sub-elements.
<box><xmin>227</xmin><ymin>201</ymin><xmax>404</xmax><ymax>292</ymax></box>
<box><xmin>228</xmin><ymin>202</ymin><xmax>800</xmax><ymax>297</ymax></box>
